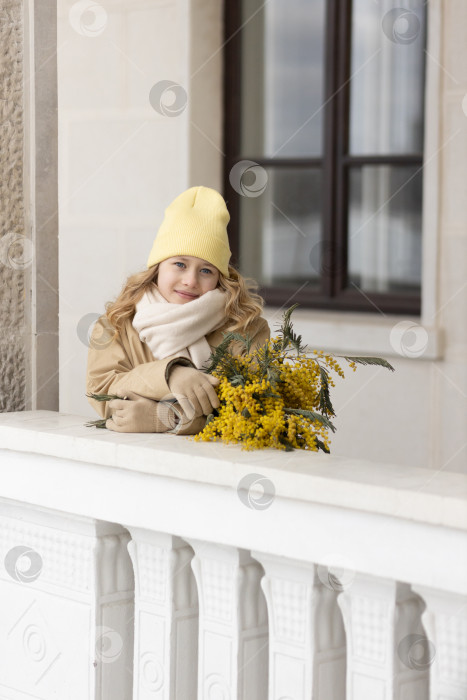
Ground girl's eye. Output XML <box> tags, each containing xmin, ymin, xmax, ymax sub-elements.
<box><xmin>173</xmin><ymin>261</ymin><xmax>213</xmax><ymax>274</ymax></box>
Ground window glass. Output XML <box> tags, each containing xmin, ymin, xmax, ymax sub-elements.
<box><xmin>239</xmin><ymin>168</ymin><xmax>322</xmax><ymax>286</ymax></box>
<box><xmin>241</xmin><ymin>0</ymin><xmax>326</xmax><ymax>157</ymax></box>
<box><xmin>229</xmin><ymin>0</ymin><xmax>427</xmax><ymax>312</ymax></box>
<box><xmin>349</xmin><ymin>0</ymin><xmax>426</xmax><ymax>155</ymax></box>
<box><xmin>348</xmin><ymin>166</ymin><xmax>422</xmax><ymax>292</ymax></box>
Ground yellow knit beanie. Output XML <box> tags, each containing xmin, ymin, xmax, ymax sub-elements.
<box><xmin>147</xmin><ymin>186</ymin><xmax>232</xmax><ymax>276</ymax></box>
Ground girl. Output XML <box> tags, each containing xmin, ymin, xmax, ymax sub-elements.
<box><xmin>86</xmin><ymin>185</ymin><xmax>270</xmax><ymax>434</ymax></box>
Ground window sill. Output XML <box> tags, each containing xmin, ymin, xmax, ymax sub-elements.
<box><xmin>262</xmin><ymin>306</ymin><xmax>443</xmax><ymax>361</ymax></box>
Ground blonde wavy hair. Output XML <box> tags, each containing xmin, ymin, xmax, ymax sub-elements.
<box><xmin>104</xmin><ymin>262</ymin><xmax>264</xmax><ymax>338</ymax></box>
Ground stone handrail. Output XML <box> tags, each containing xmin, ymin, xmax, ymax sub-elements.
<box><xmin>0</xmin><ymin>410</ymin><xmax>466</xmax><ymax>699</ymax></box>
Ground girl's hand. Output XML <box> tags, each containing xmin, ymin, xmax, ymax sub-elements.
<box><xmin>168</xmin><ymin>365</ymin><xmax>220</xmax><ymax>420</ymax></box>
<box><xmin>106</xmin><ymin>391</ymin><xmax>176</xmax><ymax>433</ymax></box>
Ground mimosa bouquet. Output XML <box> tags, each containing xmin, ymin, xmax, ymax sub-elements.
<box><xmin>86</xmin><ymin>306</ymin><xmax>394</xmax><ymax>452</ymax></box>
<box><xmin>194</xmin><ymin>305</ymin><xmax>394</xmax><ymax>452</ymax></box>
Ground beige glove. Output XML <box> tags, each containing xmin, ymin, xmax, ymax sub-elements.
<box><xmin>167</xmin><ymin>365</ymin><xmax>220</xmax><ymax>420</ymax></box>
<box><xmin>106</xmin><ymin>390</ymin><xmax>179</xmax><ymax>433</ymax></box>
<box><xmin>170</xmin><ymin>410</ymin><xmax>207</xmax><ymax>436</ymax></box>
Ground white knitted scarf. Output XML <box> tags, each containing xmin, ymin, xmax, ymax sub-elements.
<box><xmin>132</xmin><ymin>286</ymin><xmax>227</xmax><ymax>369</ymax></box>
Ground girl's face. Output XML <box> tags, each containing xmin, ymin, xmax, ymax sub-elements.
<box><xmin>157</xmin><ymin>256</ymin><xmax>220</xmax><ymax>304</ymax></box>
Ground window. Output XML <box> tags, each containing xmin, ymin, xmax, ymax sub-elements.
<box><xmin>224</xmin><ymin>0</ymin><xmax>427</xmax><ymax>314</ymax></box>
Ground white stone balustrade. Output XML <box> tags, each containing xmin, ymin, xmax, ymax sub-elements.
<box><xmin>0</xmin><ymin>410</ymin><xmax>466</xmax><ymax>700</ymax></box>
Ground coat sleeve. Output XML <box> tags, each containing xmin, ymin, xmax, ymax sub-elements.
<box><xmin>85</xmin><ymin>316</ymin><xmax>194</xmax><ymax>420</ymax></box>
<box><xmin>228</xmin><ymin>317</ymin><xmax>271</xmax><ymax>357</ymax></box>
<box><xmin>248</xmin><ymin>317</ymin><xmax>270</xmax><ymax>352</ymax></box>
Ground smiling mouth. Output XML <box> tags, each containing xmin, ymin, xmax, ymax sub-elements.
<box><xmin>175</xmin><ymin>290</ymin><xmax>199</xmax><ymax>298</ymax></box>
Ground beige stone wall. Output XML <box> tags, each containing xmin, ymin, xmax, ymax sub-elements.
<box><xmin>0</xmin><ymin>0</ymin><xmax>27</xmax><ymax>412</ymax></box>
<box><xmin>433</xmin><ymin>0</ymin><xmax>467</xmax><ymax>472</ymax></box>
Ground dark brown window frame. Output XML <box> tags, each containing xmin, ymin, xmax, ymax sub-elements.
<box><xmin>223</xmin><ymin>0</ymin><xmax>424</xmax><ymax>315</ymax></box>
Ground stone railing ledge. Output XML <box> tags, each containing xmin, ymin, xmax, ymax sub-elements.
<box><xmin>1</xmin><ymin>410</ymin><xmax>466</xmax><ymax>531</ymax></box>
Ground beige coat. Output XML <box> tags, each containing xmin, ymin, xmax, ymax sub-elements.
<box><xmin>86</xmin><ymin>314</ymin><xmax>270</xmax><ymax>432</ymax></box>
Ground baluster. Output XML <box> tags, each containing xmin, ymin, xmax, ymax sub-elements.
<box><xmin>0</xmin><ymin>501</ymin><xmax>133</xmax><ymax>699</ymax></box>
<box><xmin>127</xmin><ymin>530</ymin><xmax>198</xmax><ymax>700</ymax></box>
<box><xmin>314</xmin><ymin>567</ymin><xmax>347</xmax><ymax>699</ymax></box>
<box><xmin>411</xmin><ymin>585</ymin><xmax>467</xmax><ymax>700</ymax></box>
<box><xmin>337</xmin><ymin>574</ymin><xmax>429</xmax><ymax>700</ymax></box>
<box><xmin>252</xmin><ymin>552</ymin><xmax>346</xmax><ymax>700</ymax></box>
<box><xmin>188</xmin><ymin>540</ymin><xmax>268</xmax><ymax>700</ymax></box>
